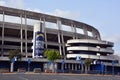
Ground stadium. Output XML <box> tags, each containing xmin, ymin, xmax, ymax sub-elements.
<box><xmin>0</xmin><ymin>6</ymin><xmax>120</xmax><ymax>74</ymax></box>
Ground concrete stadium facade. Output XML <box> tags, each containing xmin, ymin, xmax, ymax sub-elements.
<box><xmin>0</xmin><ymin>6</ymin><xmax>120</xmax><ymax>74</ymax></box>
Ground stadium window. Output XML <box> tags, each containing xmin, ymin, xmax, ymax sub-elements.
<box><xmin>5</xmin><ymin>15</ymin><xmax>20</xmax><ymax>24</ymax></box>
<box><xmin>76</xmin><ymin>28</ymin><xmax>84</xmax><ymax>34</ymax></box>
<box><xmin>87</xmin><ymin>31</ymin><xmax>93</xmax><ymax>37</ymax></box>
<box><xmin>27</xmin><ymin>19</ymin><xmax>39</xmax><ymax>25</ymax></box>
<box><xmin>46</xmin><ymin>22</ymin><xmax>58</xmax><ymax>29</ymax></box>
<box><xmin>0</xmin><ymin>14</ymin><xmax>2</xmax><ymax>21</ymax></box>
<box><xmin>61</xmin><ymin>25</ymin><xmax>72</xmax><ymax>32</ymax></box>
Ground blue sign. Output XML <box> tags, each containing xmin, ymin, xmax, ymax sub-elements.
<box><xmin>80</xmin><ymin>60</ymin><xmax>84</xmax><ymax>65</ymax></box>
<box><xmin>34</xmin><ymin>32</ymin><xmax>44</xmax><ymax>57</ymax></box>
<box><xmin>101</xmin><ymin>62</ymin><xmax>104</xmax><ymax>72</ymax></box>
<box><xmin>112</xmin><ymin>60</ymin><xmax>115</xmax><ymax>66</ymax></box>
<box><xmin>11</xmin><ymin>58</ymin><xmax>15</xmax><ymax>63</ymax></box>
<box><xmin>49</xmin><ymin>60</ymin><xmax>53</xmax><ymax>65</ymax></box>
<box><xmin>62</xmin><ymin>60</ymin><xmax>65</xmax><ymax>65</ymax></box>
<box><xmin>76</xmin><ymin>56</ymin><xmax>81</xmax><ymax>61</ymax></box>
<box><xmin>28</xmin><ymin>58</ymin><xmax>31</xmax><ymax>64</ymax></box>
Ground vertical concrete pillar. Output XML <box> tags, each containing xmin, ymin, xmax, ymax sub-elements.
<box><xmin>43</xmin><ymin>17</ymin><xmax>47</xmax><ymax>49</ymax></box>
<box><xmin>72</xmin><ymin>64</ymin><xmax>74</xmax><ymax>70</ymax></box>
<box><xmin>65</xmin><ymin>63</ymin><xmax>67</xmax><ymax>69</ymax></box>
<box><xmin>71</xmin><ymin>23</ymin><xmax>75</xmax><ymax>39</ymax></box>
<box><xmin>68</xmin><ymin>63</ymin><xmax>70</xmax><ymax>69</ymax></box>
<box><xmin>25</xmin><ymin>15</ymin><xmax>27</xmax><ymax>58</ymax></box>
<box><xmin>20</xmin><ymin>14</ymin><xmax>23</xmax><ymax>54</ymax></box>
<box><xmin>1</xmin><ymin>11</ymin><xmax>5</xmax><ymax>56</ymax></box>
<box><xmin>74</xmin><ymin>25</ymin><xmax>77</xmax><ymax>39</ymax></box>
<box><xmin>83</xmin><ymin>26</ymin><xmax>88</xmax><ymax>38</ymax></box>
<box><xmin>79</xmin><ymin>64</ymin><xmax>80</xmax><ymax>70</ymax></box>
<box><xmin>61</xmin><ymin>26</ymin><xmax>65</xmax><ymax>59</ymax></box>
<box><xmin>92</xmin><ymin>29</ymin><xmax>96</xmax><ymax>38</ymax></box>
<box><xmin>57</xmin><ymin>19</ymin><xmax>62</xmax><ymax>55</ymax></box>
<box><xmin>75</xmin><ymin>64</ymin><xmax>77</xmax><ymax>70</ymax></box>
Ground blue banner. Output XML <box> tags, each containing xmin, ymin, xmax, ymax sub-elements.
<box><xmin>34</xmin><ymin>32</ymin><xmax>44</xmax><ymax>57</ymax></box>
<box><xmin>101</xmin><ymin>62</ymin><xmax>104</xmax><ymax>72</ymax></box>
<box><xmin>28</xmin><ymin>58</ymin><xmax>31</xmax><ymax>64</ymax></box>
<box><xmin>11</xmin><ymin>58</ymin><xmax>15</xmax><ymax>63</ymax></box>
<box><xmin>112</xmin><ymin>60</ymin><xmax>115</xmax><ymax>66</ymax></box>
<box><xmin>62</xmin><ymin>60</ymin><xmax>65</xmax><ymax>65</ymax></box>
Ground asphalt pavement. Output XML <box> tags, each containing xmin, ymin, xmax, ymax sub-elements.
<box><xmin>0</xmin><ymin>73</ymin><xmax>120</xmax><ymax>80</ymax></box>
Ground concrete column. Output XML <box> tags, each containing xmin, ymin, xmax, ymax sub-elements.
<box><xmin>105</xmin><ymin>65</ymin><xmax>107</xmax><ymax>74</ymax></box>
<box><xmin>57</xmin><ymin>19</ymin><xmax>62</xmax><ymax>55</ymax></box>
<box><xmin>20</xmin><ymin>14</ymin><xmax>23</xmax><ymax>54</ymax></box>
<box><xmin>43</xmin><ymin>18</ymin><xmax>47</xmax><ymax>49</ymax></box>
<box><xmin>61</xmin><ymin>28</ymin><xmax>65</xmax><ymax>59</ymax></box>
<box><xmin>74</xmin><ymin>25</ymin><xmax>77</xmax><ymax>39</ymax></box>
<box><xmin>65</xmin><ymin>63</ymin><xmax>67</xmax><ymax>69</ymax></box>
<box><xmin>10</xmin><ymin>63</ymin><xmax>14</xmax><ymax>72</ymax></box>
<box><xmin>1</xmin><ymin>11</ymin><xmax>5</xmax><ymax>56</ymax></box>
<box><xmin>75</xmin><ymin>64</ymin><xmax>77</xmax><ymax>70</ymax></box>
<box><xmin>83</xmin><ymin>26</ymin><xmax>88</xmax><ymax>38</ymax></box>
<box><xmin>79</xmin><ymin>64</ymin><xmax>80</xmax><ymax>70</ymax></box>
<box><xmin>61</xmin><ymin>63</ymin><xmax>64</xmax><ymax>71</ymax></box>
<box><xmin>68</xmin><ymin>63</ymin><xmax>70</xmax><ymax>69</ymax></box>
<box><xmin>25</xmin><ymin>15</ymin><xmax>27</xmax><ymax>58</ymax></box>
<box><xmin>71</xmin><ymin>23</ymin><xmax>75</xmax><ymax>39</ymax></box>
<box><xmin>72</xmin><ymin>64</ymin><xmax>74</xmax><ymax>70</ymax></box>
<box><xmin>92</xmin><ymin>29</ymin><xmax>96</xmax><ymax>38</ymax></box>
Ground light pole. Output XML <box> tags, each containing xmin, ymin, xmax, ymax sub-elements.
<box><xmin>76</xmin><ymin>56</ymin><xmax>82</xmax><ymax>73</ymax></box>
<box><xmin>97</xmin><ymin>53</ymin><xmax>101</xmax><ymax>74</ymax></box>
<box><xmin>27</xmin><ymin>58</ymin><xmax>31</xmax><ymax>72</ymax></box>
<box><xmin>61</xmin><ymin>59</ymin><xmax>65</xmax><ymax>73</ymax></box>
<box><xmin>101</xmin><ymin>61</ymin><xmax>104</xmax><ymax>75</ymax></box>
<box><xmin>112</xmin><ymin>60</ymin><xmax>115</xmax><ymax>75</ymax></box>
<box><xmin>97</xmin><ymin>53</ymin><xmax>100</xmax><ymax>62</ymax></box>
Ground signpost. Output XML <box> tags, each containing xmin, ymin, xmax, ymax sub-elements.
<box><xmin>76</xmin><ymin>56</ymin><xmax>83</xmax><ymax>74</ymax></box>
<box><xmin>101</xmin><ymin>62</ymin><xmax>104</xmax><ymax>75</ymax></box>
<box><xmin>62</xmin><ymin>60</ymin><xmax>65</xmax><ymax>73</ymax></box>
<box><xmin>10</xmin><ymin>58</ymin><xmax>15</xmax><ymax>72</ymax></box>
<box><xmin>80</xmin><ymin>60</ymin><xmax>84</xmax><ymax>74</ymax></box>
<box><xmin>28</xmin><ymin>58</ymin><xmax>31</xmax><ymax>72</ymax></box>
<box><xmin>112</xmin><ymin>60</ymin><xmax>115</xmax><ymax>75</ymax></box>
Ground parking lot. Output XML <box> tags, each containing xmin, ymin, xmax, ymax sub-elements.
<box><xmin>0</xmin><ymin>73</ymin><xmax>120</xmax><ymax>80</ymax></box>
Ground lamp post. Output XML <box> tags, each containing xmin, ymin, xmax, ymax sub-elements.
<box><xmin>97</xmin><ymin>53</ymin><xmax>101</xmax><ymax>74</ymax></box>
<box><xmin>97</xmin><ymin>53</ymin><xmax>100</xmax><ymax>63</ymax></box>
<box><xmin>61</xmin><ymin>59</ymin><xmax>65</xmax><ymax>73</ymax></box>
<box><xmin>28</xmin><ymin>58</ymin><xmax>31</xmax><ymax>72</ymax></box>
<box><xmin>10</xmin><ymin>57</ymin><xmax>15</xmax><ymax>72</ymax></box>
<box><xmin>76</xmin><ymin>56</ymin><xmax>82</xmax><ymax>73</ymax></box>
<box><xmin>112</xmin><ymin>60</ymin><xmax>115</xmax><ymax>75</ymax></box>
<box><xmin>101</xmin><ymin>61</ymin><xmax>104</xmax><ymax>75</ymax></box>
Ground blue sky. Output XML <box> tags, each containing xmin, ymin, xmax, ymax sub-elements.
<box><xmin>0</xmin><ymin>0</ymin><xmax>120</xmax><ymax>55</ymax></box>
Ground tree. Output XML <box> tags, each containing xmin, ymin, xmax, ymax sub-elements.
<box><xmin>9</xmin><ymin>49</ymin><xmax>21</xmax><ymax>72</ymax></box>
<box><xmin>84</xmin><ymin>58</ymin><xmax>93</xmax><ymax>73</ymax></box>
<box><xmin>9</xmin><ymin>49</ymin><xmax>22</xmax><ymax>61</ymax></box>
<box><xmin>44</xmin><ymin>49</ymin><xmax>61</xmax><ymax>72</ymax></box>
<box><xmin>45</xmin><ymin>49</ymin><xmax>61</xmax><ymax>62</ymax></box>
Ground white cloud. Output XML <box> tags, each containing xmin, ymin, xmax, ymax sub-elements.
<box><xmin>0</xmin><ymin>0</ymin><xmax>6</xmax><ymax>6</ymax></box>
<box><xmin>7</xmin><ymin>0</ymin><xmax>25</xmax><ymax>9</ymax></box>
<box><xmin>102</xmin><ymin>34</ymin><xmax>120</xmax><ymax>54</ymax></box>
<box><xmin>102</xmin><ymin>34</ymin><xmax>120</xmax><ymax>43</ymax></box>
<box><xmin>0</xmin><ymin>0</ymin><xmax>25</xmax><ymax>9</ymax></box>
<box><xmin>27</xmin><ymin>9</ymin><xmax>80</xmax><ymax>20</ymax></box>
<box><xmin>0</xmin><ymin>0</ymin><xmax>80</xmax><ymax>20</ymax></box>
<box><xmin>48</xmin><ymin>9</ymin><xmax>80</xmax><ymax>20</ymax></box>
